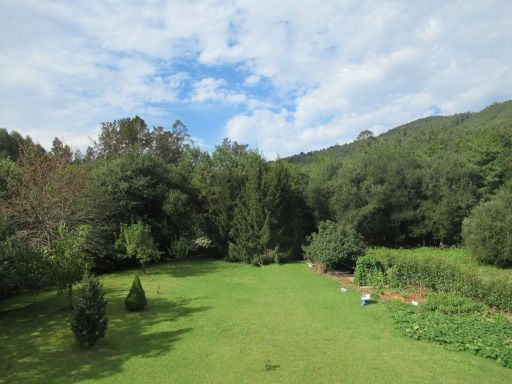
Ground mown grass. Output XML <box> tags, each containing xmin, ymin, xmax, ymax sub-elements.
<box><xmin>368</xmin><ymin>247</ymin><xmax>512</xmax><ymax>283</ymax></box>
<box><xmin>1</xmin><ymin>260</ymin><xmax>511</xmax><ymax>383</ymax></box>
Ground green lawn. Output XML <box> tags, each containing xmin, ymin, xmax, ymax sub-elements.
<box><xmin>367</xmin><ymin>247</ymin><xmax>512</xmax><ymax>283</ymax></box>
<box><xmin>1</xmin><ymin>260</ymin><xmax>511</xmax><ymax>383</ymax></box>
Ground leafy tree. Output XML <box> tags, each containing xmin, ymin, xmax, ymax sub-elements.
<box><xmin>330</xmin><ymin>145</ymin><xmax>423</xmax><ymax>246</ymax></box>
<box><xmin>117</xmin><ymin>221</ymin><xmax>161</xmax><ymax>272</ymax></box>
<box><xmin>152</xmin><ymin>120</ymin><xmax>191</xmax><ymax>163</ymax></box>
<box><xmin>7</xmin><ymin>144</ymin><xmax>110</xmax><ymax>251</ymax></box>
<box><xmin>93</xmin><ymin>151</ymin><xmax>173</xmax><ymax>249</ymax></box>
<box><xmin>93</xmin><ymin>116</ymin><xmax>191</xmax><ymax>162</ymax></box>
<box><xmin>43</xmin><ymin>225</ymin><xmax>90</xmax><ymax>307</ymax></box>
<box><xmin>125</xmin><ymin>274</ymin><xmax>147</xmax><ymax>311</ymax></box>
<box><xmin>303</xmin><ymin>221</ymin><xmax>366</xmax><ymax>271</ymax></box>
<box><xmin>355</xmin><ymin>130</ymin><xmax>378</xmax><ymax>147</ymax></box>
<box><xmin>71</xmin><ymin>273</ymin><xmax>108</xmax><ymax>347</ymax></box>
<box><xmin>463</xmin><ymin>184</ymin><xmax>512</xmax><ymax>267</ymax></box>
<box><xmin>93</xmin><ymin>116</ymin><xmax>152</xmax><ymax>159</ymax></box>
<box><xmin>418</xmin><ymin>154</ymin><xmax>480</xmax><ymax>245</ymax></box>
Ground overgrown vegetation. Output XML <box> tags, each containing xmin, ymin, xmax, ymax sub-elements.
<box><xmin>354</xmin><ymin>251</ymin><xmax>512</xmax><ymax>311</ymax></box>
<box><xmin>388</xmin><ymin>299</ymin><xmax>512</xmax><ymax>368</ymax></box>
<box><xmin>423</xmin><ymin>292</ymin><xmax>484</xmax><ymax>315</ymax></box>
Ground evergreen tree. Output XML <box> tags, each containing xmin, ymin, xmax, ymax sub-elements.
<box><xmin>71</xmin><ymin>273</ymin><xmax>108</xmax><ymax>347</ymax></box>
<box><xmin>263</xmin><ymin>160</ymin><xmax>311</xmax><ymax>260</ymax></box>
<box><xmin>125</xmin><ymin>274</ymin><xmax>147</xmax><ymax>311</ymax></box>
<box><xmin>228</xmin><ymin>154</ymin><xmax>268</xmax><ymax>263</ymax></box>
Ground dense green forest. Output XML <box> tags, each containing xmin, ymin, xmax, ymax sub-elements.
<box><xmin>1</xmin><ymin>100</ymin><xmax>511</xmax><ymax>300</ymax></box>
<box><xmin>287</xmin><ymin>101</ymin><xmax>512</xmax><ymax>247</ymax></box>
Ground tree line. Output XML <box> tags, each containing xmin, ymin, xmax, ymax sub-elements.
<box><xmin>295</xmin><ymin>101</ymin><xmax>512</xmax><ymax>249</ymax></box>
<box><xmin>1</xmin><ymin>100</ymin><xmax>511</xmax><ymax>300</ymax></box>
<box><xmin>0</xmin><ymin>119</ymin><xmax>311</xmax><ymax>300</ymax></box>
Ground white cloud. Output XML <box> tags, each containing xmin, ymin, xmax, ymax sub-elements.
<box><xmin>226</xmin><ymin>108</ymin><xmax>295</xmax><ymax>158</ymax></box>
<box><xmin>243</xmin><ymin>75</ymin><xmax>261</xmax><ymax>87</ymax></box>
<box><xmin>0</xmin><ymin>0</ymin><xmax>511</xmax><ymax>157</ymax></box>
<box><xmin>191</xmin><ymin>77</ymin><xmax>246</xmax><ymax>104</ymax></box>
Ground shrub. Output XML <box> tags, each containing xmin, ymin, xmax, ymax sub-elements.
<box><xmin>0</xmin><ymin>238</ymin><xmax>49</xmax><ymax>300</ymax></box>
<box><xmin>462</xmin><ymin>184</ymin><xmax>512</xmax><ymax>267</ymax></box>
<box><xmin>117</xmin><ymin>221</ymin><xmax>161</xmax><ymax>271</ymax></box>
<box><xmin>251</xmin><ymin>247</ymin><xmax>290</xmax><ymax>266</ymax></box>
<box><xmin>71</xmin><ymin>273</ymin><xmax>108</xmax><ymax>347</ymax></box>
<box><xmin>169</xmin><ymin>237</ymin><xmax>195</xmax><ymax>259</ymax></box>
<box><xmin>125</xmin><ymin>274</ymin><xmax>147</xmax><ymax>311</ymax></box>
<box><xmin>354</xmin><ymin>255</ymin><xmax>378</xmax><ymax>286</ymax></box>
<box><xmin>354</xmin><ymin>251</ymin><xmax>512</xmax><ymax>312</ymax></box>
<box><xmin>194</xmin><ymin>236</ymin><xmax>213</xmax><ymax>250</ymax></box>
<box><xmin>303</xmin><ymin>221</ymin><xmax>366</xmax><ymax>271</ymax></box>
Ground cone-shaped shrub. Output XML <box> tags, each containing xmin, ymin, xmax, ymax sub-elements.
<box><xmin>125</xmin><ymin>274</ymin><xmax>147</xmax><ymax>311</ymax></box>
<box><xmin>71</xmin><ymin>273</ymin><xmax>108</xmax><ymax>347</ymax></box>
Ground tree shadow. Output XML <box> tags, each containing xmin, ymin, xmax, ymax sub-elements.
<box><xmin>1</xmin><ymin>293</ymin><xmax>210</xmax><ymax>383</ymax></box>
<box><xmin>147</xmin><ymin>259</ymin><xmax>221</xmax><ymax>278</ymax></box>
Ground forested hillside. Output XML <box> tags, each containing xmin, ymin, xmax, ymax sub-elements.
<box><xmin>287</xmin><ymin>101</ymin><xmax>512</xmax><ymax>247</ymax></box>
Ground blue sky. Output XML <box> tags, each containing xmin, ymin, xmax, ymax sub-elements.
<box><xmin>1</xmin><ymin>1</ymin><xmax>512</xmax><ymax>158</ymax></box>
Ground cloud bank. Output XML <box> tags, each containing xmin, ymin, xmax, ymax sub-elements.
<box><xmin>1</xmin><ymin>1</ymin><xmax>511</xmax><ymax>157</ymax></box>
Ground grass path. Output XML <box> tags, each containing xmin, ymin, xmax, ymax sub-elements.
<box><xmin>1</xmin><ymin>260</ymin><xmax>511</xmax><ymax>383</ymax></box>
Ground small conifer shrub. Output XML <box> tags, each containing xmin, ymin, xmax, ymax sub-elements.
<box><xmin>71</xmin><ymin>273</ymin><xmax>108</xmax><ymax>347</ymax></box>
<box><xmin>125</xmin><ymin>274</ymin><xmax>147</xmax><ymax>311</ymax></box>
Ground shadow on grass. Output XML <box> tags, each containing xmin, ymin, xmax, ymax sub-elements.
<box><xmin>264</xmin><ymin>362</ymin><xmax>281</xmax><ymax>371</ymax></box>
<box><xmin>0</xmin><ymin>293</ymin><xmax>209</xmax><ymax>383</ymax></box>
<box><xmin>147</xmin><ymin>258</ymin><xmax>221</xmax><ymax>278</ymax></box>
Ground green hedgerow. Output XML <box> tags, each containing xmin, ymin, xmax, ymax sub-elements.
<box><xmin>71</xmin><ymin>273</ymin><xmax>108</xmax><ymax>347</ymax></box>
<box><xmin>353</xmin><ymin>251</ymin><xmax>512</xmax><ymax>312</ymax></box>
<box><xmin>125</xmin><ymin>274</ymin><xmax>147</xmax><ymax>312</ymax></box>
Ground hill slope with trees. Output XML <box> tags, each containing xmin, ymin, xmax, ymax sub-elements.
<box><xmin>286</xmin><ymin>101</ymin><xmax>512</xmax><ymax>248</ymax></box>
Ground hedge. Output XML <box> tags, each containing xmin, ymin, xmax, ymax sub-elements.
<box><xmin>354</xmin><ymin>252</ymin><xmax>512</xmax><ymax>312</ymax></box>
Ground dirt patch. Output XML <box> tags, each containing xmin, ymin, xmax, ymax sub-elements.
<box><xmin>309</xmin><ymin>266</ymin><xmax>427</xmax><ymax>303</ymax></box>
